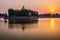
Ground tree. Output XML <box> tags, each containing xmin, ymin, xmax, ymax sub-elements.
<box><xmin>8</xmin><ymin>8</ymin><xmax>15</xmax><ymax>16</ymax></box>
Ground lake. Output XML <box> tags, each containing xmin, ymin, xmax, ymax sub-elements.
<box><xmin>0</xmin><ymin>18</ymin><xmax>60</xmax><ymax>40</ymax></box>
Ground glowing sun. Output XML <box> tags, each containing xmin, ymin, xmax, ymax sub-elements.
<box><xmin>50</xmin><ymin>8</ymin><xmax>55</xmax><ymax>14</ymax></box>
<box><xmin>51</xmin><ymin>8</ymin><xmax>54</xmax><ymax>13</ymax></box>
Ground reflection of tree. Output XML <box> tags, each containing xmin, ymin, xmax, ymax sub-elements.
<box><xmin>21</xmin><ymin>24</ymin><xmax>26</xmax><ymax>31</ymax></box>
<box><xmin>8</xmin><ymin>19</ymin><xmax>38</xmax><ymax>24</ymax></box>
<box><xmin>8</xmin><ymin>24</ymin><xmax>14</xmax><ymax>29</ymax></box>
<box><xmin>4</xmin><ymin>19</ymin><xmax>7</xmax><ymax>23</ymax></box>
<box><xmin>8</xmin><ymin>20</ymin><xmax>38</xmax><ymax>31</ymax></box>
<box><xmin>8</xmin><ymin>23</ymin><xmax>25</xmax><ymax>31</ymax></box>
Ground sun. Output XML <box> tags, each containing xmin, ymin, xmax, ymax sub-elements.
<box><xmin>50</xmin><ymin>8</ymin><xmax>55</xmax><ymax>14</ymax></box>
<box><xmin>51</xmin><ymin>8</ymin><xmax>54</xmax><ymax>13</ymax></box>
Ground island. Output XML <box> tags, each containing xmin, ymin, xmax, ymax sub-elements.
<box><xmin>7</xmin><ymin>6</ymin><xmax>39</xmax><ymax>24</ymax></box>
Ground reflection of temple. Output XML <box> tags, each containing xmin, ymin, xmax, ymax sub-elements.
<box><xmin>8</xmin><ymin>20</ymin><xmax>38</xmax><ymax>31</ymax></box>
<box><xmin>8</xmin><ymin>24</ymin><xmax>26</xmax><ymax>31</ymax></box>
<box><xmin>8</xmin><ymin>19</ymin><xmax>38</xmax><ymax>24</ymax></box>
<box><xmin>21</xmin><ymin>24</ymin><xmax>26</xmax><ymax>31</ymax></box>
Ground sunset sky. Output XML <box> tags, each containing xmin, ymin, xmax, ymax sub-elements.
<box><xmin>0</xmin><ymin>0</ymin><xmax>60</xmax><ymax>14</ymax></box>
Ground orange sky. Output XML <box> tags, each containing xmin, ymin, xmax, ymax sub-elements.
<box><xmin>0</xmin><ymin>0</ymin><xmax>60</xmax><ymax>14</ymax></box>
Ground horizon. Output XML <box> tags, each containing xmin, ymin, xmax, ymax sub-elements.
<box><xmin>0</xmin><ymin>0</ymin><xmax>60</xmax><ymax>14</ymax></box>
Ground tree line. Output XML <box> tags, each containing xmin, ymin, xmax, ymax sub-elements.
<box><xmin>8</xmin><ymin>6</ymin><xmax>38</xmax><ymax>16</ymax></box>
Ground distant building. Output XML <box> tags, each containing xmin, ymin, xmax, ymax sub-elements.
<box><xmin>21</xmin><ymin>6</ymin><xmax>26</xmax><ymax>10</ymax></box>
<box><xmin>8</xmin><ymin>6</ymin><xmax>38</xmax><ymax>16</ymax></box>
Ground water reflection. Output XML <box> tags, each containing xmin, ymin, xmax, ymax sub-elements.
<box><xmin>0</xmin><ymin>18</ymin><xmax>60</xmax><ymax>40</ymax></box>
<box><xmin>50</xmin><ymin>18</ymin><xmax>57</xmax><ymax>30</ymax></box>
<box><xmin>4</xmin><ymin>19</ymin><xmax>7</xmax><ymax>23</ymax></box>
<box><xmin>51</xmin><ymin>18</ymin><xmax>54</xmax><ymax>28</ymax></box>
<box><xmin>8</xmin><ymin>19</ymin><xmax>38</xmax><ymax>31</ymax></box>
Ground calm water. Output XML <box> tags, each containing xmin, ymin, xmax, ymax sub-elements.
<box><xmin>0</xmin><ymin>18</ymin><xmax>60</xmax><ymax>40</ymax></box>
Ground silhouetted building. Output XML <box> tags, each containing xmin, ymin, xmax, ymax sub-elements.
<box><xmin>8</xmin><ymin>6</ymin><xmax>38</xmax><ymax>16</ymax></box>
<box><xmin>21</xmin><ymin>6</ymin><xmax>26</xmax><ymax>10</ymax></box>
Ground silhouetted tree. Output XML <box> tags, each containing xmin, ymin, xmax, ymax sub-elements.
<box><xmin>8</xmin><ymin>6</ymin><xmax>38</xmax><ymax>16</ymax></box>
<box><xmin>8</xmin><ymin>8</ymin><xmax>15</xmax><ymax>16</ymax></box>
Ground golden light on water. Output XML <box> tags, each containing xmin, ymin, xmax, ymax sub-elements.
<box><xmin>51</xmin><ymin>18</ymin><xmax>54</xmax><ymax>28</ymax></box>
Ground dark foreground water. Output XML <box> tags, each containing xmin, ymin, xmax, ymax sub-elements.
<box><xmin>0</xmin><ymin>18</ymin><xmax>60</xmax><ymax>40</ymax></box>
